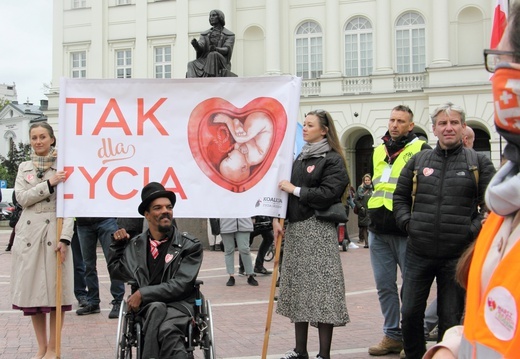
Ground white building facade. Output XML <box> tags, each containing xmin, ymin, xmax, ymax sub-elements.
<box><xmin>0</xmin><ymin>101</ymin><xmax>48</xmax><ymax>159</ymax></box>
<box><xmin>47</xmin><ymin>0</ymin><xmax>506</xmax><ymax>187</ymax></box>
<box><xmin>0</xmin><ymin>83</ymin><xmax>18</xmax><ymax>104</ymax></box>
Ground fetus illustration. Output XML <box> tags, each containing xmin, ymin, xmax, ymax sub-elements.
<box><xmin>213</xmin><ymin>112</ymin><xmax>274</xmax><ymax>182</ymax></box>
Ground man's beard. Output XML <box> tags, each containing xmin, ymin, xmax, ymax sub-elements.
<box><xmin>158</xmin><ymin>224</ymin><xmax>170</xmax><ymax>233</ymax></box>
<box><xmin>157</xmin><ymin>215</ymin><xmax>172</xmax><ymax>233</ymax></box>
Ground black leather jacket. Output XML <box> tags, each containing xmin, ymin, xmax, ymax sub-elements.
<box><xmin>108</xmin><ymin>227</ymin><xmax>203</xmax><ymax>305</ymax></box>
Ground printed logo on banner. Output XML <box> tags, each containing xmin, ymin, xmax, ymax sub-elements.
<box><xmin>254</xmin><ymin>196</ymin><xmax>283</xmax><ymax>210</ymax></box>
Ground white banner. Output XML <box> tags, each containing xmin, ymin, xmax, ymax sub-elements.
<box><xmin>57</xmin><ymin>76</ymin><xmax>301</xmax><ymax>219</ymax></box>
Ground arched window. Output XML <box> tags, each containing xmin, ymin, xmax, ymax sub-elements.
<box><xmin>345</xmin><ymin>17</ymin><xmax>373</xmax><ymax>77</ymax></box>
<box><xmin>295</xmin><ymin>21</ymin><xmax>323</xmax><ymax>79</ymax></box>
<box><xmin>355</xmin><ymin>134</ymin><xmax>374</xmax><ymax>186</ymax></box>
<box><xmin>243</xmin><ymin>26</ymin><xmax>265</xmax><ymax>76</ymax></box>
<box><xmin>396</xmin><ymin>12</ymin><xmax>426</xmax><ymax>73</ymax></box>
<box><xmin>474</xmin><ymin>128</ymin><xmax>491</xmax><ymax>159</ymax></box>
<box><xmin>3</xmin><ymin>131</ymin><xmax>16</xmax><ymax>158</ymax></box>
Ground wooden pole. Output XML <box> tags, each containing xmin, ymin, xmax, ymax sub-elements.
<box><xmin>261</xmin><ymin>219</ymin><xmax>284</xmax><ymax>359</ymax></box>
<box><xmin>55</xmin><ymin>217</ymin><xmax>63</xmax><ymax>359</ymax></box>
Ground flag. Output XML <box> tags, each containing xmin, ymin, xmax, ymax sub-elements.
<box><xmin>294</xmin><ymin>122</ymin><xmax>304</xmax><ymax>159</ymax></box>
<box><xmin>490</xmin><ymin>0</ymin><xmax>508</xmax><ymax>49</ymax></box>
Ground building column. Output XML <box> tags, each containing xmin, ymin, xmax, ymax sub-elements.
<box><xmin>90</xmin><ymin>1</ymin><xmax>104</xmax><ymax>78</ymax></box>
<box><xmin>219</xmin><ymin>0</ymin><xmax>234</xmax><ymax>31</ymax></box>
<box><xmin>430</xmin><ymin>0</ymin><xmax>452</xmax><ymax>67</ymax></box>
<box><xmin>174</xmin><ymin>0</ymin><xmax>189</xmax><ymax>78</ymax></box>
<box><xmin>265</xmin><ymin>0</ymin><xmax>281</xmax><ymax>75</ymax></box>
<box><xmin>134</xmin><ymin>1</ymin><xmax>147</xmax><ymax>78</ymax></box>
<box><xmin>373</xmin><ymin>0</ymin><xmax>392</xmax><ymax>74</ymax></box>
<box><xmin>322</xmin><ymin>0</ymin><xmax>341</xmax><ymax>77</ymax></box>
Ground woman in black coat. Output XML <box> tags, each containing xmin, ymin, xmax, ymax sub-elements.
<box><xmin>274</xmin><ymin>109</ymin><xmax>350</xmax><ymax>359</ymax></box>
<box><xmin>355</xmin><ymin>173</ymin><xmax>373</xmax><ymax>248</ymax></box>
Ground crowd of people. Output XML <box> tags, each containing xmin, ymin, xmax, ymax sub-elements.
<box><xmin>5</xmin><ymin>5</ymin><xmax>520</xmax><ymax>359</ymax></box>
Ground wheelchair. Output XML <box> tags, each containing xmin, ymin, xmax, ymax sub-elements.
<box><xmin>115</xmin><ymin>280</ymin><xmax>216</xmax><ymax>359</ymax></box>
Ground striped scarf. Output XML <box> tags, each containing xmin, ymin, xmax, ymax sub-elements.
<box><xmin>30</xmin><ymin>147</ymin><xmax>56</xmax><ymax>178</ymax></box>
<box><xmin>149</xmin><ymin>237</ymin><xmax>168</xmax><ymax>259</ymax></box>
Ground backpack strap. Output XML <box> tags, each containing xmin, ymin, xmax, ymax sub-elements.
<box><xmin>412</xmin><ymin>169</ymin><xmax>418</xmax><ymax>211</ymax></box>
<box><xmin>411</xmin><ymin>151</ymin><xmax>428</xmax><ymax>211</ymax></box>
<box><xmin>463</xmin><ymin>148</ymin><xmax>479</xmax><ymax>194</ymax></box>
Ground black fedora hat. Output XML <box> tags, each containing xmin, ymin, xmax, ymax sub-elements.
<box><xmin>138</xmin><ymin>182</ymin><xmax>177</xmax><ymax>215</ymax></box>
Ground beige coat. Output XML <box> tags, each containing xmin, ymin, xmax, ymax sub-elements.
<box><xmin>11</xmin><ymin>161</ymin><xmax>74</xmax><ymax>308</ymax></box>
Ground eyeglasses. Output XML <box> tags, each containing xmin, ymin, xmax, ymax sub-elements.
<box><xmin>483</xmin><ymin>49</ymin><xmax>520</xmax><ymax>73</ymax></box>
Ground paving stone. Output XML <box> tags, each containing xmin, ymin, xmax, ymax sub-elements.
<box><xmin>0</xmin><ymin>228</ymin><xmax>435</xmax><ymax>358</ymax></box>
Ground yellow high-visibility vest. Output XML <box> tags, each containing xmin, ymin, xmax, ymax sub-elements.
<box><xmin>367</xmin><ymin>139</ymin><xmax>425</xmax><ymax>211</ymax></box>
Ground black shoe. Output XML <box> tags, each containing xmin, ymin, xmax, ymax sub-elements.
<box><xmin>76</xmin><ymin>304</ymin><xmax>100</xmax><ymax>316</ymax></box>
<box><xmin>109</xmin><ymin>301</ymin><xmax>121</xmax><ymax>319</ymax></box>
<box><xmin>238</xmin><ymin>268</ymin><xmax>245</xmax><ymax>276</ymax></box>
<box><xmin>247</xmin><ymin>275</ymin><xmax>259</xmax><ymax>286</ymax></box>
<box><xmin>280</xmin><ymin>349</ymin><xmax>309</xmax><ymax>359</ymax></box>
<box><xmin>427</xmin><ymin>326</ymin><xmax>438</xmax><ymax>341</ymax></box>
<box><xmin>78</xmin><ymin>297</ymin><xmax>89</xmax><ymax>308</ymax></box>
<box><xmin>254</xmin><ymin>266</ymin><xmax>272</xmax><ymax>275</ymax></box>
<box><xmin>5</xmin><ymin>245</ymin><xmax>11</xmax><ymax>252</ymax></box>
<box><xmin>226</xmin><ymin>276</ymin><xmax>235</xmax><ymax>286</ymax></box>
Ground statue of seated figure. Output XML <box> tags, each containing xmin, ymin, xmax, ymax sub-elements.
<box><xmin>186</xmin><ymin>9</ymin><xmax>237</xmax><ymax>78</ymax></box>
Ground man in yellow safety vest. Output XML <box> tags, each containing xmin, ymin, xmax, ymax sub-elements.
<box><xmin>366</xmin><ymin>105</ymin><xmax>430</xmax><ymax>356</ymax></box>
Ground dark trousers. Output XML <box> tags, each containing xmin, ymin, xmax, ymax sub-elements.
<box><xmin>141</xmin><ymin>302</ymin><xmax>191</xmax><ymax>359</ymax></box>
<box><xmin>8</xmin><ymin>228</ymin><xmax>15</xmax><ymax>247</ymax></box>
<box><xmin>401</xmin><ymin>247</ymin><xmax>465</xmax><ymax>359</ymax></box>
<box><xmin>358</xmin><ymin>226</ymin><xmax>368</xmax><ymax>244</ymax></box>
<box><xmin>71</xmin><ymin>223</ymin><xmax>87</xmax><ymax>300</ymax></box>
<box><xmin>77</xmin><ymin>218</ymin><xmax>125</xmax><ymax>305</ymax></box>
<box><xmin>344</xmin><ymin>205</ymin><xmax>351</xmax><ymax>241</ymax></box>
<box><xmin>239</xmin><ymin>229</ymin><xmax>274</xmax><ymax>270</ymax></box>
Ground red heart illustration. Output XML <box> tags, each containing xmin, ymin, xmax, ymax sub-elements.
<box><xmin>188</xmin><ymin>97</ymin><xmax>287</xmax><ymax>193</ymax></box>
<box><xmin>307</xmin><ymin>165</ymin><xmax>315</xmax><ymax>173</ymax></box>
<box><xmin>423</xmin><ymin>168</ymin><xmax>434</xmax><ymax>176</ymax></box>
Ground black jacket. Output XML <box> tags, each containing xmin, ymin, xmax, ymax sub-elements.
<box><xmin>355</xmin><ymin>184</ymin><xmax>373</xmax><ymax>227</ymax></box>
<box><xmin>393</xmin><ymin>143</ymin><xmax>496</xmax><ymax>259</ymax></box>
<box><xmin>286</xmin><ymin>150</ymin><xmax>349</xmax><ymax>223</ymax></box>
<box><xmin>108</xmin><ymin>227</ymin><xmax>203</xmax><ymax>305</ymax></box>
<box><xmin>117</xmin><ymin>217</ymin><xmax>145</xmax><ymax>239</ymax></box>
<box><xmin>76</xmin><ymin>217</ymin><xmax>113</xmax><ymax>226</ymax></box>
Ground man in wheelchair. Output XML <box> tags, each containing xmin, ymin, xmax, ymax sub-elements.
<box><xmin>108</xmin><ymin>182</ymin><xmax>203</xmax><ymax>359</ymax></box>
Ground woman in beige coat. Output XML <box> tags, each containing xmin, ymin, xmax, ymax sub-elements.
<box><xmin>11</xmin><ymin>122</ymin><xmax>74</xmax><ymax>359</ymax></box>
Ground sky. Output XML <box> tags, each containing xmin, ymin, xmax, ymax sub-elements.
<box><xmin>1</xmin><ymin>0</ymin><xmax>53</xmax><ymax>105</ymax></box>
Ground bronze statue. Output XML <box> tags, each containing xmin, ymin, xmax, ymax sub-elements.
<box><xmin>186</xmin><ymin>9</ymin><xmax>237</xmax><ymax>78</ymax></box>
